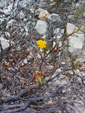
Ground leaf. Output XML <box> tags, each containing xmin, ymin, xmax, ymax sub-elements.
<box><xmin>71</xmin><ymin>57</ymin><xmax>76</xmax><ymax>61</ymax></box>
<box><xmin>38</xmin><ymin>77</ymin><xmax>42</xmax><ymax>85</ymax></box>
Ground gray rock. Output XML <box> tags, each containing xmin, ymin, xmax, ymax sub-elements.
<box><xmin>0</xmin><ymin>36</ymin><xmax>14</xmax><ymax>52</ymax></box>
<box><xmin>48</xmin><ymin>68</ymin><xmax>69</xmax><ymax>87</ymax></box>
<box><xmin>19</xmin><ymin>10</ymin><xmax>25</xmax><ymax>20</ymax></box>
<box><xmin>35</xmin><ymin>20</ymin><xmax>48</xmax><ymax>35</ymax></box>
<box><xmin>53</xmin><ymin>28</ymin><xmax>62</xmax><ymax>36</ymax></box>
<box><xmin>49</xmin><ymin>13</ymin><xmax>62</xmax><ymax>23</ymax></box>
<box><xmin>67</xmin><ymin>15</ymin><xmax>75</xmax><ymax>20</ymax></box>
<box><xmin>6</xmin><ymin>19</ymin><xmax>16</xmax><ymax>29</ymax></box>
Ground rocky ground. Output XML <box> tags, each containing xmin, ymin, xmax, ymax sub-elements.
<box><xmin>0</xmin><ymin>0</ymin><xmax>85</xmax><ymax>113</ymax></box>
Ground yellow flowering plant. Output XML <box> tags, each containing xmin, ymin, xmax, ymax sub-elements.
<box><xmin>37</xmin><ymin>40</ymin><xmax>47</xmax><ymax>49</ymax></box>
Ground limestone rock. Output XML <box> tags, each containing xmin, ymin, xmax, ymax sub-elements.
<box><xmin>35</xmin><ymin>20</ymin><xmax>48</xmax><ymax>35</ymax></box>
<box><xmin>3</xmin><ymin>3</ymin><xmax>13</xmax><ymax>15</ymax></box>
<box><xmin>0</xmin><ymin>36</ymin><xmax>14</xmax><ymax>52</ymax></box>
<box><xmin>6</xmin><ymin>19</ymin><xmax>16</xmax><ymax>29</ymax></box>
<box><xmin>66</xmin><ymin>23</ymin><xmax>84</xmax><ymax>54</ymax></box>
<box><xmin>39</xmin><ymin>10</ymin><xmax>50</xmax><ymax>20</ymax></box>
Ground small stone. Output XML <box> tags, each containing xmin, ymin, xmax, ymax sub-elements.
<box><xmin>61</xmin><ymin>29</ymin><xmax>65</xmax><ymax>34</ymax></box>
<box><xmin>39</xmin><ymin>10</ymin><xmax>50</xmax><ymax>20</ymax></box>
<box><xmin>23</xmin><ymin>58</ymin><xmax>28</xmax><ymax>64</ymax></box>
<box><xmin>0</xmin><ymin>36</ymin><xmax>14</xmax><ymax>52</ymax></box>
<box><xmin>50</xmin><ymin>13</ymin><xmax>62</xmax><ymax>23</ymax></box>
<box><xmin>35</xmin><ymin>8</ymin><xmax>45</xmax><ymax>16</ymax></box>
<box><xmin>61</xmin><ymin>62</ymin><xmax>65</xmax><ymax>64</ymax></box>
<box><xmin>6</xmin><ymin>19</ymin><xmax>16</xmax><ymax>29</ymax></box>
<box><xmin>23</xmin><ymin>18</ymin><xmax>28</xmax><ymax>22</ymax></box>
<box><xmin>27</xmin><ymin>53</ymin><xmax>33</xmax><ymax>61</ymax></box>
<box><xmin>74</xmin><ymin>69</ymin><xmax>80</xmax><ymax>74</ymax></box>
<box><xmin>75</xmin><ymin>3</ymin><xmax>80</xmax><ymax>8</ymax></box>
<box><xmin>5</xmin><ymin>32</ymin><xmax>10</xmax><ymax>37</ymax></box>
<box><xmin>41</xmin><ymin>35</ymin><xmax>46</xmax><ymax>39</ymax></box>
<box><xmin>19</xmin><ymin>10</ymin><xmax>25</xmax><ymax>19</ymax></box>
<box><xmin>67</xmin><ymin>15</ymin><xmax>74</xmax><ymax>20</ymax></box>
<box><xmin>35</xmin><ymin>20</ymin><xmax>48</xmax><ymax>35</ymax></box>
<box><xmin>46</xmin><ymin>65</ymin><xmax>54</xmax><ymax>70</ymax></box>
<box><xmin>52</xmin><ymin>68</ymin><xmax>62</xmax><ymax>78</ymax></box>
<box><xmin>37</xmin><ymin>53</ymin><xmax>41</xmax><ymax>59</ymax></box>
<box><xmin>53</xmin><ymin>28</ymin><xmax>62</xmax><ymax>36</ymax></box>
<box><xmin>0</xmin><ymin>0</ymin><xmax>6</xmax><ymax>8</ymax></box>
<box><xmin>3</xmin><ymin>3</ymin><xmax>13</xmax><ymax>15</ymax></box>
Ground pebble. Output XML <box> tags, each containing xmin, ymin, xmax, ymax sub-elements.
<box><xmin>50</xmin><ymin>13</ymin><xmax>62</xmax><ymax>23</ymax></box>
<box><xmin>35</xmin><ymin>20</ymin><xmax>48</xmax><ymax>35</ymax></box>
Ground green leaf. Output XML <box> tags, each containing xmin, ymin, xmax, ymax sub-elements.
<box><xmin>0</xmin><ymin>26</ymin><xmax>2</xmax><ymax>30</ymax></box>
<box><xmin>71</xmin><ymin>57</ymin><xmax>76</xmax><ymax>61</ymax></box>
<box><xmin>67</xmin><ymin>44</ymin><xmax>70</xmax><ymax>48</ymax></box>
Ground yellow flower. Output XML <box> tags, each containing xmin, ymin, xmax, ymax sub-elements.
<box><xmin>37</xmin><ymin>40</ymin><xmax>47</xmax><ymax>49</ymax></box>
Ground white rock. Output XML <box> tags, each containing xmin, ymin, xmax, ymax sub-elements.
<box><xmin>0</xmin><ymin>9</ymin><xmax>4</xmax><ymax>14</ymax></box>
<box><xmin>6</xmin><ymin>19</ymin><xmax>16</xmax><ymax>29</ymax></box>
<box><xmin>35</xmin><ymin>20</ymin><xmax>48</xmax><ymax>35</ymax></box>
<box><xmin>66</xmin><ymin>23</ymin><xmax>84</xmax><ymax>53</ymax></box>
<box><xmin>39</xmin><ymin>10</ymin><xmax>50</xmax><ymax>20</ymax></box>
<box><xmin>23</xmin><ymin>58</ymin><xmax>28</xmax><ymax>64</ymax></box>
<box><xmin>5</xmin><ymin>32</ymin><xmax>10</xmax><ymax>37</ymax></box>
<box><xmin>41</xmin><ymin>35</ymin><xmax>46</xmax><ymax>39</ymax></box>
<box><xmin>3</xmin><ymin>4</ymin><xmax>13</xmax><ymax>15</ymax></box>
<box><xmin>27</xmin><ymin>53</ymin><xmax>33</xmax><ymax>61</ymax></box>
<box><xmin>19</xmin><ymin>10</ymin><xmax>25</xmax><ymax>19</ymax></box>
<box><xmin>61</xmin><ymin>29</ymin><xmax>65</xmax><ymax>34</ymax></box>
<box><xmin>0</xmin><ymin>36</ymin><xmax>14</xmax><ymax>52</ymax></box>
